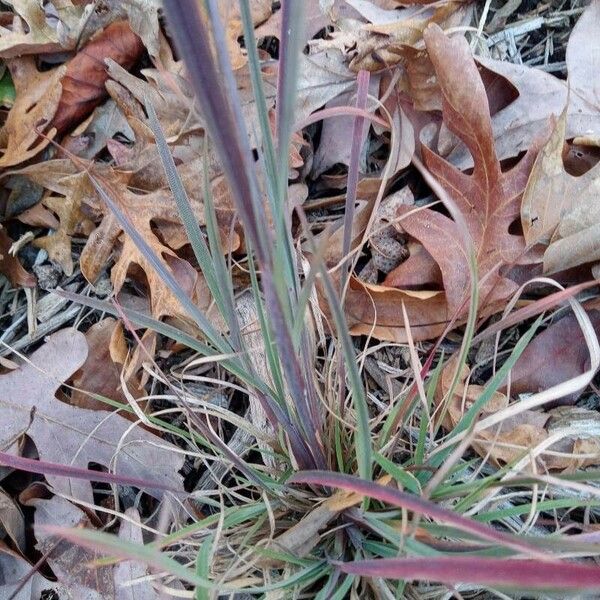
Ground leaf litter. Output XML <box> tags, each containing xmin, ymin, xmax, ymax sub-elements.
<box><xmin>1</xmin><ymin>0</ymin><xmax>600</xmax><ymax>596</ymax></box>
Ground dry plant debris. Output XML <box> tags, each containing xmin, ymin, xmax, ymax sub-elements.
<box><xmin>0</xmin><ymin>0</ymin><xmax>600</xmax><ymax>596</ymax></box>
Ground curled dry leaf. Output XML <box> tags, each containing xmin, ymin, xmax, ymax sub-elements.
<box><xmin>0</xmin><ymin>225</ymin><xmax>36</xmax><ymax>288</ymax></box>
<box><xmin>0</xmin><ymin>19</ymin><xmax>144</xmax><ymax>167</ymax></box>
<box><xmin>17</xmin><ymin>156</ymin><xmax>234</xmax><ymax>321</ymax></box>
<box><xmin>521</xmin><ymin>108</ymin><xmax>600</xmax><ymax>275</ymax></box>
<box><xmin>438</xmin><ymin>355</ymin><xmax>600</xmax><ymax>471</ymax></box>
<box><xmin>312</xmin><ymin>0</ymin><xmax>472</xmax><ymax>71</ymax></box>
<box><xmin>0</xmin><ymin>0</ymin><xmax>87</xmax><ymax>57</ymax></box>
<box><xmin>101</xmin><ymin>0</ymin><xmax>163</xmax><ymax>58</ymax></box>
<box><xmin>51</xmin><ymin>20</ymin><xmax>144</xmax><ymax>135</ymax></box>
<box><xmin>79</xmin><ymin>171</ymin><xmax>235</xmax><ymax>321</ymax></box>
<box><xmin>70</xmin><ymin>318</ymin><xmax>145</xmax><ymax>412</ymax></box>
<box><xmin>0</xmin><ymin>329</ymin><xmax>184</xmax><ymax>506</ymax></box>
<box><xmin>32</xmin><ymin>192</ymin><xmax>94</xmax><ymax>276</ymax></box>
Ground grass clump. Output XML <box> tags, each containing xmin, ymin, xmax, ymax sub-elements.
<box><xmin>58</xmin><ymin>2</ymin><xmax>600</xmax><ymax>598</ymax></box>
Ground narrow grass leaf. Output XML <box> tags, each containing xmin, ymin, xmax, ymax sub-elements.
<box><xmin>342</xmin><ymin>70</ymin><xmax>370</xmax><ymax>287</ymax></box>
<box><xmin>145</xmin><ymin>98</ymin><xmax>237</xmax><ymax>334</ymax></box>
<box><xmin>89</xmin><ymin>175</ymin><xmax>229</xmax><ymax>352</ymax></box>
<box><xmin>290</xmin><ymin>472</ymin><xmax>548</xmax><ymax>556</ymax></box>
<box><xmin>336</xmin><ymin>556</ymin><xmax>600</xmax><ymax>590</ymax></box>
<box><xmin>0</xmin><ymin>452</ymin><xmax>177</xmax><ymax>492</ymax></box>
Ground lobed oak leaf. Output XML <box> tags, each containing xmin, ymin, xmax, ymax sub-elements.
<box><xmin>0</xmin><ymin>20</ymin><xmax>144</xmax><ymax>167</ymax></box>
<box><xmin>79</xmin><ymin>171</ymin><xmax>236</xmax><ymax>322</ymax></box>
<box><xmin>437</xmin><ymin>353</ymin><xmax>600</xmax><ymax>471</ymax></box>
<box><xmin>69</xmin><ymin>318</ymin><xmax>145</xmax><ymax>412</ymax></box>
<box><xmin>0</xmin><ymin>57</ymin><xmax>65</xmax><ymax>167</ymax></box>
<box><xmin>0</xmin><ymin>0</ymin><xmax>86</xmax><ymax>58</ymax></box>
<box><xmin>0</xmin><ymin>329</ymin><xmax>185</xmax><ymax>506</ymax></box>
<box><xmin>32</xmin><ymin>192</ymin><xmax>94</xmax><ymax>276</ymax></box>
<box><xmin>28</xmin><ymin>496</ymin><xmax>160</xmax><ymax>599</ymax></box>
<box><xmin>312</xmin><ymin>0</ymin><xmax>472</xmax><ymax>72</ymax></box>
<box><xmin>379</xmin><ymin>24</ymin><xmax>542</xmax><ymax>336</ymax></box>
<box><xmin>30</xmin><ymin>496</ymin><xmax>116</xmax><ymax>599</ymax></box>
<box><xmin>217</xmin><ymin>0</ymin><xmax>272</xmax><ymax>70</ymax></box>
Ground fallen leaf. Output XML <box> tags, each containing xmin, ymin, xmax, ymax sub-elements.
<box><xmin>113</xmin><ymin>507</ymin><xmax>160</xmax><ymax>600</ymax></box>
<box><xmin>0</xmin><ymin>19</ymin><xmax>143</xmax><ymax>167</ymax></box>
<box><xmin>51</xmin><ymin>20</ymin><xmax>144</xmax><ymax>135</ymax></box>
<box><xmin>0</xmin><ymin>0</ymin><xmax>87</xmax><ymax>58</ymax></box>
<box><xmin>0</xmin><ymin>56</ymin><xmax>65</xmax><ymax>167</ymax></box>
<box><xmin>61</xmin><ymin>99</ymin><xmax>135</xmax><ymax>160</ymax></box>
<box><xmin>30</xmin><ymin>495</ymin><xmax>115</xmax><ymax>600</ymax></box>
<box><xmin>312</xmin><ymin>0</ymin><xmax>473</xmax><ymax>71</ymax></box>
<box><xmin>372</xmin><ymin>24</ymin><xmax>542</xmax><ymax>340</ymax></box>
<box><xmin>311</xmin><ymin>74</ymin><xmax>380</xmax><ymax>178</ymax></box>
<box><xmin>438</xmin><ymin>355</ymin><xmax>600</xmax><ymax>471</ymax></box>
<box><xmin>107</xmin><ymin>0</ymin><xmax>163</xmax><ymax>59</ymax></box>
<box><xmin>447</xmin><ymin>0</ymin><xmax>600</xmax><ymax>167</ymax></box>
<box><xmin>217</xmin><ymin>0</ymin><xmax>272</xmax><ymax>70</ymax></box>
<box><xmin>0</xmin><ymin>489</ymin><xmax>24</xmax><ymax>552</ymax></box>
<box><xmin>504</xmin><ymin>307</ymin><xmax>600</xmax><ymax>407</ymax></box>
<box><xmin>0</xmin><ymin>329</ymin><xmax>184</xmax><ymax>506</ymax></box>
<box><xmin>255</xmin><ymin>0</ymin><xmax>331</xmax><ymax>42</ymax></box>
<box><xmin>79</xmin><ymin>171</ymin><xmax>234</xmax><ymax>321</ymax></box>
<box><xmin>0</xmin><ymin>541</ymin><xmax>66</xmax><ymax>599</ymax></box>
<box><xmin>70</xmin><ymin>318</ymin><xmax>144</xmax><ymax>411</ymax></box>
<box><xmin>521</xmin><ymin>108</ymin><xmax>600</xmax><ymax>274</ymax></box>
<box><xmin>0</xmin><ymin>225</ymin><xmax>36</xmax><ymax>288</ymax></box>
<box><xmin>32</xmin><ymin>191</ymin><xmax>94</xmax><ymax>276</ymax></box>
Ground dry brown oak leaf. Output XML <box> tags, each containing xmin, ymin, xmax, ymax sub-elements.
<box><xmin>0</xmin><ymin>329</ymin><xmax>185</xmax><ymax>507</ymax></box>
<box><xmin>79</xmin><ymin>170</ymin><xmax>235</xmax><ymax>321</ymax></box>
<box><xmin>0</xmin><ymin>0</ymin><xmax>85</xmax><ymax>57</ymax></box>
<box><xmin>0</xmin><ymin>20</ymin><xmax>143</xmax><ymax>167</ymax></box>
<box><xmin>368</xmin><ymin>24</ymin><xmax>541</xmax><ymax>341</ymax></box>
<box><xmin>28</xmin><ymin>496</ymin><xmax>160</xmax><ymax>600</ymax></box>
<box><xmin>312</xmin><ymin>0</ymin><xmax>472</xmax><ymax>72</ymax></box>
<box><xmin>437</xmin><ymin>355</ymin><xmax>600</xmax><ymax>471</ymax></box>
<box><xmin>447</xmin><ymin>0</ymin><xmax>600</xmax><ymax>168</ymax></box>
<box><xmin>0</xmin><ymin>55</ymin><xmax>65</xmax><ymax>168</ymax></box>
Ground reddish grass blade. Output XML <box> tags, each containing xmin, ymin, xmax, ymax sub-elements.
<box><xmin>164</xmin><ymin>0</ymin><xmax>325</xmax><ymax>470</ymax></box>
<box><xmin>0</xmin><ymin>451</ymin><xmax>178</xmax><ymax>492</ymax></box>
<box><xmin>289</xmin><ymin>471</ymin><xmax>547</xmax><ymax>557</ymax></box>
<box><xmin>472</xmin><ymin>280</ymin><xmax>599</xmax><ymax>343</ymax></box>
<box><xmin>336</xmin><ymin>556</ymin><xmax>600</xmax><ymax>590</ymax></box>
<box><xmin>342</xmin><ymin>70</ymin><xmax>370</xmax><ymax>281</ymax></box>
